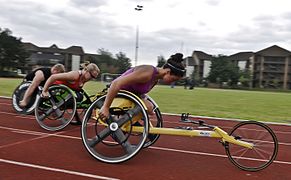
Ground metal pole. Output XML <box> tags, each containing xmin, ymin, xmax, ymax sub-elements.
<box><xmin>134</xmin><ymin>5</ymin><xmax>143</xmax><ymax>67</ymax></box>
<box><xmin>135</xmin><ymin>25</ymin><xmax>139</xmax><ymax>67</ymax></box>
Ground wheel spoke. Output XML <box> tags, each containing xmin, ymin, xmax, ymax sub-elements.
<box><xmin>54</xmin><ymin>108</ymin><xmax>63</xmax><ymax>118</ymax></box>
<box><xmin>88</xmin><ymin>127</ymin><xmax>111</xmax><ymax>147</ymax></box>
<box><xmin>54</xmin><ymin>93</ymin><xmax>73</xmax><ymax>108</ymax></box>
<box><xmin>38</xmin><ymin>108</ymin><xmax>54</xmax><ymax>121</ymax></box>
<box><xmin>253</xmin><ymin>146</ymin><xmax>273</xmax><ymax>159</ymax></box>
<box><xmin>116</xmin><ymin>105</ymin><xmax>142</xmax><ymax>127</ymax></box>
<box><xmin>226</xmin><ymin>121</ymin><xmax>278</xmax><ymax>171</ymax></box>
<box><xmin>113</xmin><ymin>129</ymin><xmax>134</xmax><ymax>154</ymax></box>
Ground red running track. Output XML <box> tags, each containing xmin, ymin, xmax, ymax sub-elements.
<box><xmin>0</xmin><ymin>97</ymin><xmax>291</xmax><ymax>180</ymax></box>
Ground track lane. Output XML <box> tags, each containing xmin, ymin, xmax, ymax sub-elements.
<box><xmin>0</xmin><ymin>97</ymin><xmax>290</xmax><ymax>180</ymax></box>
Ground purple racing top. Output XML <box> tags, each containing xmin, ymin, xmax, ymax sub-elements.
<box><xmin>114</xmin><ymin>66</ymin><xmax>158</xmax><ymax>96</ymax></box>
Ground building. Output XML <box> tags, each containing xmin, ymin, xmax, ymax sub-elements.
<box><xmin>252</xmin><ymin>45</ymin><xmax>291</xmax><ymax>89</ymax></box>
<box><xmin>227</xmin><ymin>52</ymin><xmax>253</xmax><ymax>71</ymax></box>
<box><xmin>184</xmin><ymin>51</ymin><xmax>213</xmax><ymax>81</ymax></box>
<box><xmin>185</xmin><ymin>45</ymin><xmax>291</xmax><ymax>90</ymax></box>
<box><xmin>22</xmin><ymin>42</ymin><xmax>87</xmax><ymax>73</ymax></box>
<box><xmin>23</xmin><ymin>42</ymin><xmax>291</xmax><ymax>89</ymax></box>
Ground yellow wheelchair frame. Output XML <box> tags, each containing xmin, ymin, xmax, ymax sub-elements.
<box><xmin>80</xmin><ymin>90</ymin><xmax>278</xmax><ymax>172</ymax></box>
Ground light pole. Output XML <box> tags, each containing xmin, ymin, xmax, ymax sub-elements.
<box><xmin>134</xmin><ymin>5</ymin><xmax>143</xmax><ymax>66</ymax></box>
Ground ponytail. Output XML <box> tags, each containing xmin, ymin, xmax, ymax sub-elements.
<box><xmin>163</xmin><ymin>53</ymin><xmax>185</xmax><ymax>77</ymax></box>
<box><xmin>80</xmin><ymin>61</ymin><xmax>90</xmax><ymax>69</ymax></box>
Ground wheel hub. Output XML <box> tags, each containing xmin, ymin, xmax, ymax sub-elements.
<box><xmin>109</xmin><ymin>122</ymin><xmax>119</xmax><ymax>131</ymax></box>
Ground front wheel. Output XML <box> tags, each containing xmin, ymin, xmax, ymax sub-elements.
<box><xmin>225</xmin><ymin>121</ymin><xmax>278</xmax><ymax>171</ymax></box>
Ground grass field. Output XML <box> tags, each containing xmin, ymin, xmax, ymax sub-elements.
<box><xmin>1</xmin><ymin>78</ymin><xmax>291</xmax><ymax>123</ymax></box>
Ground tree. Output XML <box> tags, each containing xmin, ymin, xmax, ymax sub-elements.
<box><xmin>96</xmin><ymin>48</ymin><xmax>118</xmax><ymax>73</ymax></box>
<box><xmin>89</xmin><ymin>48</ymin><xmax>132</xmax><ymax>74</ymax></box>
<box><xmin>0</xmin><ymin>28</ymin><xmax>28</xmax><ymax>72</ymax></box>
<box><xmin>97</xmin><ymin>48</ymin><xmax>115</xmax><ymax>65</ymax></box>
<box><xmin>208</xmin><ymin>55</ymin><xmax>240</xmax><ymax>86</ymax></box>
<box><xmin>116</xmin><ymin>52</ymin><xmax>131</xmax><ymax>73</ymax></box>
<box><xmin>156</xmin><ymin>55</ymin><xmax>166</xmax><ymax>67</ymax></box>
<box><xmin>238</xmin><ymin>69</ymin><xmax>251</xmax><ymax>87</ymax></box>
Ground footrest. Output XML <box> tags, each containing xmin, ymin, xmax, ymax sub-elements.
<box><xmin>181</xmin><ymin>113</ymin><xmax>190</xmax><ymax>121</ymax></box>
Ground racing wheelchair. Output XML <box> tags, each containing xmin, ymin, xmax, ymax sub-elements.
<box><xmin>80</xmin><ymin>90</ymin><xmax>278</xmax><ymax>172</ymax></box>
<box><xmin>12</xmin><ymin>81</ymin><xmax>41</xmax><ymax>114</ymax></box>
<box><xmin>34</xmin><ymin>85</ymin><xmax>163</xmax><ymax>149</ymax></box>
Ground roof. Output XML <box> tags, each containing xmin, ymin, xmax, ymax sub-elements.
<box><xmin>193</xmin><ymin>50</ymin><xmax>212</xmax><ymax>60</ymax></box>
<box><xmin>22</xmin><ymin>42</ymin><xmax>39</xmax><ymax>51</ymax></box>
<box><xmin>22</xmin><ymin>42</ymin><xmax>85</xmax><ymax>55</ymax></box>
<box><xmin>65</xmin><ymin>46</ymin><xmax>84</xmax><ymax>54</ymax></box>
<box><xmin>255</xmin><ymin>45</ymin><xmax>291</xmax><ymax>56</ymax></box>
<box><xmin>227</xmin><ymin>52</ymin><xmax>254</xmax><ymax>61</ymax></box>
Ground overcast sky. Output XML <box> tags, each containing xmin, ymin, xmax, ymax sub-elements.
<box><xmin>1</xmin><ymin>0</ymin><xmax>291</xmax><ymax>66</ymax></box>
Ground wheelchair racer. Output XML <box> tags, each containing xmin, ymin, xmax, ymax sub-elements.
<box><xmin>41</xmin><ymin>62</ymin><xmax>100</xmax><ymax>124</ymax></box>
<box><xmin>19</xmin><ymin>64</ymin><xmax>65</xmax><ymax>108</ymax></box>
<box><xmin>98</xmin><ymin>53</ymin><xmax>186</xmax><ymax>120</ymax></box>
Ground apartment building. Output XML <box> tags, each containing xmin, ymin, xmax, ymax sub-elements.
<box><xmin>22</xmin><ymin>42</ymin><xmax>85</xmax><ymax>73</ymax></box>
<box><xmin>185</xmin><ymin>45</ymin><xmax>291</xmax><ymax>90</ymax></box>
<box><xmin>184</xmin><ymin>50</ymin><xmax>213</xmax><ymax>80</ymax></box>
<box><xmin>252</xmin><ymin>45</ymin><xmax>291</xmax><ymax>89</ymax></box>
<box><xmin>22</xmin><ymin>42</ymin><xmax>291</xmax><ymax>89</ymax></box>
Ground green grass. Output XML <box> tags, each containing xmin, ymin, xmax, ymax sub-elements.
<box><xmin>1</xmin><ymin>78</ymin><xmax>291</xmax><ymax>123</ymax></box>
<box><xmin>149</xmin><ymin>86</ymin><xmax>291</xmax><ymax>123</ymax></box>
<box><xmin>0</xmin><ymin>78</ymin><xmax>22</xmax><ymax>97</ymax></box>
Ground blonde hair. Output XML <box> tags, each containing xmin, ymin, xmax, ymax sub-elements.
<box><xmin>81</xmin><ymin>61</ymin><xmax>100</xmax><ymax>74</ymax></box>
<box><xmin>80</xmin><ymin>61</ymin><xmax>90</xmax><ymax>69</ymax></box>
<box><xmin>52</xmin><ymin>63</ymin><xmax>65</xmax><ymax>73</ymax></box>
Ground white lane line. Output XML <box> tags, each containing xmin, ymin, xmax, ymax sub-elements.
<box><xmin>0</xmin><ymin>125</ymin><xmax>82</xmax><ymax>149</ymax></box>
<box><xmin>2</xmin><ymin>125</ymin><xmax>291</xmax><ymax>147</ymax></box>
<box><xmin>1</xmin><ymin>126</ymin><xmax>291</xmax><ymax>168</ymax></box>
<box><xmin>0</xmin><ymin>126</ymin><xmax>80</xmax><ymax>140</ymax></box>
<box><xmin>1</xmin><ymin>113</ymin><xmax>291</xmax><ymax>142</ymax></box>
<box><xmin>1</xmin><ymin>110</ymin><xmax>291</xmax><ymax>136</ymax></box>
<box><xmin>149</xmin><ymin>146</ymin><xmax>291</xmax><ymax>165</ymax></box>
<box><xmin>2</xmin><ymin>125</ymin><xmax>291</xmax><ymax>164</ymax></box>
<box><xmin>2</xmin><ymin>96</ymin><xmax>291</xmax><ymax>126</ymax></box>
<box><xmin>0</xmin><ymin>111</ymin><xmax>35</xmax><ymax>120</ymax></box>
<box><xmin>0</xmin><ymin>158</ymin><xmax>119</xmax><ymax>180</ymax></box>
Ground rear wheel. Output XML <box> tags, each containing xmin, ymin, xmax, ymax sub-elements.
<box><xmin>12</xmin><ymin>81</ymin><xmax>39</xmax><ymax>114</ymax></box>
<box><xmin>81</xmin><ymin>91</ymin><xmax>149</xmax><ymax>163</ymax></box>
<box><xmin>142</xmin><ymin>96</ymin><xmax>163</xmax><ymax>148</ymax></box>
<box><xmin>225</xmin><ymin>121</ymin><xmax>278</xmax><ymax>171</ymax></box>
<box><xmin>35</xmin><ymin>85</ymin><xmax>76</xmax><ymax>131</ymax></box>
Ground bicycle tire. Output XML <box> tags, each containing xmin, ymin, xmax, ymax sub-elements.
<box><xmin>225</xmin><ymin>121</ymin><xmax>278</xmax><ymax>171</ymax></box>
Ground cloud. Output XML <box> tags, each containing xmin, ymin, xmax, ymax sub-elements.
<box><xmin>205</xmin><ymin>0</ymin><xmax>221</xmax><ymax>6</ymax></box>
<box><xmin>2</xmin><ymin>0</ymin><xmax>291</xmax><ymax>65</ymax></box>
<box><xmin>69</xmin><ymin>0</ymin><xmax>108</xmax><ymax>8</ymax></box>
